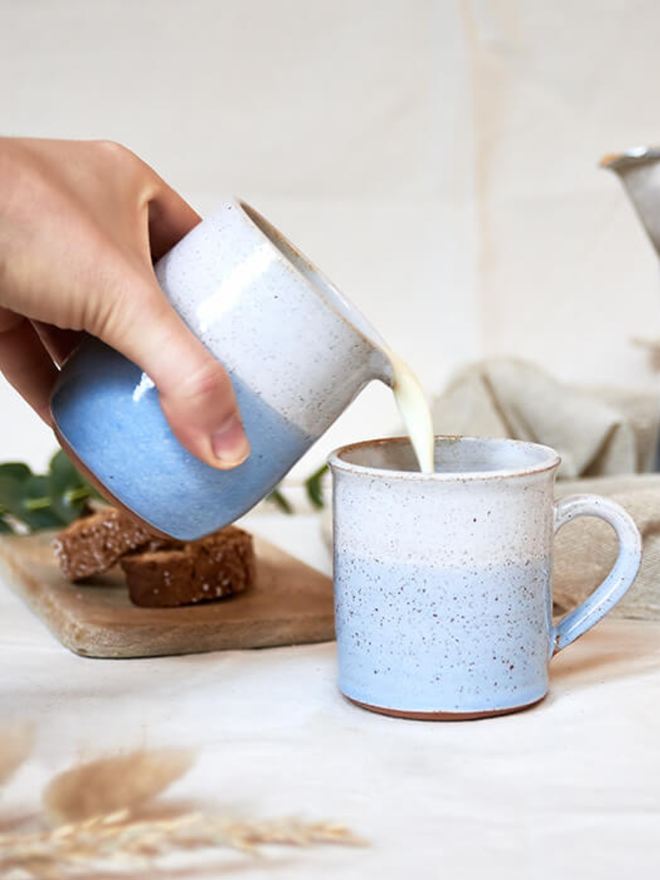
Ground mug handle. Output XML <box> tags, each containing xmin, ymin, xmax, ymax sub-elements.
<box><xmin>551</xmin><ymin>494</ymin><xmax>642</xmax><ymax>653</ymax></box>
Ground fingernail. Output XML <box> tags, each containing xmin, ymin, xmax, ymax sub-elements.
<box><xmin>211</xmin><ymin>415</ymin><xmax>250</xmax><ymax>467</ymax></box>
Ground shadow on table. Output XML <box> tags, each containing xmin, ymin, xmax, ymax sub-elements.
<box><xmin>549</xmin><ymin>622</ymin><xmax>660</xmax><ymax>689</ymax></box>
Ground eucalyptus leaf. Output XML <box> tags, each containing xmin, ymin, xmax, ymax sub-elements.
<box><xmin>0</xmin><ymin>475</ymin><xmax>24</xmax><ymax>514</ymax></box>
<box><xmin>13</xmin><ymin>475</ymin><xmax>65</xmax><ymax>530</ymax></box>
<box><xmin>49</xmin><ymin>449</ymin><xmax>85</xmax><ymax>494</ymax></box>
<box><xmin>48</xmin><ymin>449</ymin><xmax>89</xmax><ymax>524</ymax></box>
<box><xmin>305</xmin><ymin>463</ymin><xmax>329</xmax><ymax>510</ymax></box>
<box><xmin>0</xmin><ymin>463</ymin><xmax>32</xmax><ymax>482</ymax></box>
<box><xmin>51</xmin><ymin>491</ymin><xmax>89</xmax><ymax>525</ymax></box>
<box><xmin>266</xmin><ymin>488</ymin><xmax>293</xmax><ymax>514</ymax></box>
<box><xmin>0</xmin><ymin>449</ymin><xmax>102</xmax><ymax>533</ymax></box>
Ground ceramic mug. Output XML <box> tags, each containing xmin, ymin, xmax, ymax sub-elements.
<box><xmin>51</xmin><ymin>201</ymin><xmax>393</xmax><ymax>540</ymax></box>
<box><xmin>328</xmin><ymin>436</ymin><xmax>642</xmax><ymax>720</ymax></box>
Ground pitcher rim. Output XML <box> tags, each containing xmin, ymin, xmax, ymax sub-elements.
<box><xmin>600</xmin><ymin>145</ymin><xmax>660</xmax><ymax>171</ymax></box>
<box><xmin>235</xmin><ymin>199</ymin><xmax>393</xmax><ymax>380</ymax></box>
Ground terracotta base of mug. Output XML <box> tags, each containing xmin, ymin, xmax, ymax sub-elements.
<box><xmin>54</xmin><ymin>428</ymin><xmax>172</xmax><ymax>539</ymax></box>
<box><xmin>344</xmin><ymin>692</ymin><xmax>547</xmax><ymax>721</ymax></box>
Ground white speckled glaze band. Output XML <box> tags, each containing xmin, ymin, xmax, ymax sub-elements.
<box><xmin>154</xmin><ymin>202</ymin><xmax>393</xmax><ymax>437</ymax></box>
<box><xmin>329</xmin><ymin>436</ymin><xmax>642</xmax><ymax>720</ymax></box>
<box><xmin>51</xmin><ymin>201</ymin><xmax>394</xmax><ymax>539</ymax></box>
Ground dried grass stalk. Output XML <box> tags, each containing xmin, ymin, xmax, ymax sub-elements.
<box><xmin>43</xmin><ymin>749</ymin><xmax>195</xmax><ymax>826</ymax></box>
<box><xmin>1</xmin><ymin>740</ymin><xmax>365</xmax><ymax>876</ymax></box>
<box><xmin>0</xmin><ymin>810</ymin><xmax>366</xmax><ymax>876</ymax></box>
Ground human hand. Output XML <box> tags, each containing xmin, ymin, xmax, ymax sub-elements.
<box><xmin>0</xmin><ymin>138</ymin><xmax>250</xmax><ymax>469</ymax></box>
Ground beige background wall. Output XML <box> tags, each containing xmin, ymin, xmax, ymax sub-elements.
<box><xmin>1</xmin><ymin>0</ymin><xmax>659</xmax><ymax>479</ymax></box>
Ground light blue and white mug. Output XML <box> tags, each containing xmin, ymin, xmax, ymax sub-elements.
<box><xmin>51</xmin><ymin>201</ymin><xmax>393</xmax><ymax>540</ymax></box>
<box><xmin>329</xmin><ymin>436</ymin><xmax>642</xmax><ymax>720</ymax></box>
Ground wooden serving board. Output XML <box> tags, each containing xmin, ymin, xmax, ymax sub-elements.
<box><xmin>0</xmin><ymin>531</ymin><xmax>335</xmax><ymax>659</ymax></box>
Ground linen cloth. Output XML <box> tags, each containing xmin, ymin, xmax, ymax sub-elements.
<box><xmin>553</xmin><ymin>474</ymin><xmax>660</xmax><ymax>619</ymax></box>
<box><xmin>431</xmin><ymin>358</ymin><xmax>660</xmax><ymax>478</ymax></box>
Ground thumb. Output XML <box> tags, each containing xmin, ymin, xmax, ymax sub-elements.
<box><xmin>101</xmin><ymin>275</ymin><xmax>250</xmax><ymax>471</ymax></box>
<box><xmin>106</xmin><ymin>179</ymin><xmax>249</xmax><ymax>471</ymax></box>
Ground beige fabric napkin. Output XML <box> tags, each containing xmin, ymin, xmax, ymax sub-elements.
<box><xmin>431</xmin><ymin>358</ymin><xmax>660</xmax><ymax>478</ymax></box>
<box><xmin>553</xmin><ymin>474</ymin><xmax>660</xmax><ymax>620</ymax></box>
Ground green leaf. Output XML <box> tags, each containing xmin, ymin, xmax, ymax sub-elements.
<box><xmin>266</xmin><ymin>488</ymin><xmax>294</xmax><ymax>514</ymax></box>
<box><xmin>305</xmin><ymin>463</ymin><xmax>329</xmax><ymax>510</ymax></box>
<box><xmin>24</xmin><ymin>475</ymin><xmax>66</xmax><ymax>529</ymax></box>
<box><xmin>49</xmin><ymin>449</ymin><xmax>85</xmax><ymax>492</ymax></box>
<box><xmin>2</xmin><ymin>474</ymin><xmax>65</xmax><ymax>531</ymax></box>
<box><xmin>0</xmin><ymin>463</ymin><xmax>32</xmax><ymax>482</ymax></box>
<box><xmin>53</xmin><ymin>490</ymin><xmax>90</xmax><ymax>525</ymax></box>
<box><xmin>0</xmin><ymin>475</ymin><xmax>24</xmax><ymax>514</ymax></box>
<box><xmin>50</xmin><ymin>448</ymin><xmax>108</xmax><ymax>502</ymax></box>
<box><xmin>48</xmin><ymin>449</ymin><xmax>90</xmax><ymax>524</ymax></box>
<box><xmin>0</xmin><ymin>450</ymin><xmax>107</xmax><ymax>532</ymax></box>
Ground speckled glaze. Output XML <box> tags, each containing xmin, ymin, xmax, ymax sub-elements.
<box><xmin>329</xmin><ymin>436</ymin><xmax>642</xmax><ymax>720</ymax></box>
<box><xmin>51</xmin><ymin>201</ymin><xmax>393</xmax><ymax>540</ymax></box>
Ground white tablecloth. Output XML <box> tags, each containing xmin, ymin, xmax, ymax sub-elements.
<box><xmin>2</xmin><ymin>513</ymin><xmax>660</xmax><ymax>878</ymax></box>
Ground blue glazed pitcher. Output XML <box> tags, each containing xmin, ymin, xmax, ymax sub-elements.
<box><xmin>51</xmin><ymin>201</ymin><xmax>394</xmax><ymax>540</ymax></box>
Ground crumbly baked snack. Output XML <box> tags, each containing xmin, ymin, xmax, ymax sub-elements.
<box><xmin>119</xmin><ymin>526</ymin><xmax>255</xmax><ymax>608</ymax></box>
<box><xmin>53</xmin><ymin>507</ymin><xmax>256</xmax><ymax>608</ymax></box>
<box><xmin>52</xmin><ymin>507</ymin><xmax>154</xmax><ymax>581</ymax></box>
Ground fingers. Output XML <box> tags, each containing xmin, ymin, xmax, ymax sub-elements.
<box><xmin>133</xmin><ymin>180</ymin><xmax>249</xmax><ymax>469</ymax></box>
<box><xmin>0</xmin><ymin>309</ymin><xmax>57</xmax><ymax>424</ymax></box>
<box><xmin>31</xmin><ymin>321</ymin><xmax>84</xmax><ymax>367</ymax></box>
<box><xmin>147</xmin><ymin>182</ymin><xmax>201</xmax><ymax>262</ymax></box>
<box><xmin>97</xmin><ymin>279</ymin><xmax>250</xmax><ymax>470</ymax></box>
<box><xmin>0</xmin><ymin>137</ymin><xmax>248</xmax><ymax>470</ymax></box>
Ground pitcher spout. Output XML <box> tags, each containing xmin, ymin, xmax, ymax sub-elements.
<box><xmin>370</xmin><ymin>347</ymin><xmax>396</xmax><ymax>388</ymax></box>
<box><xmin>601</xmin><ymin>146</ymin><xmax>660</xmax><ymax>258</ymax></box>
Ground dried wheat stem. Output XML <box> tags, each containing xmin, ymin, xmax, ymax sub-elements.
<box><xmin>0</xmin><ymin>811</ymin><xmax>366</xmax><ymax>876</ymax></box>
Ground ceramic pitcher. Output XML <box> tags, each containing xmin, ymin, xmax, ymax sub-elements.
<box><xmin>51</xmin><ymin>201</ymin><xmax>394</xmax><ymax>540</ymax></box>
<box><xmin>601</xmin><ymin>146</ymin><xmax>660</xmax><ymax>253</ymax></box>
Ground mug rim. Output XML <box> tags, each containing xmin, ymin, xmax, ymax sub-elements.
<box><xmin>328</xmin><ymin>435</ymin><xmax>562</xmax><ymax>482</ymax></box>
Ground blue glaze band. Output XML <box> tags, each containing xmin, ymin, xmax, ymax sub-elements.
<box><xmin>334</xmin><ymin>556</ymin><xmax>553</xmax><ymax>714</ymax></box>
<box><xmin>51</xmin><ymin>340</ymin><xmax>313</xmax><ymax>540</ymax></box>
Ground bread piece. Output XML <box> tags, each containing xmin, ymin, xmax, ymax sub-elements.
<box><xmin>52</xmin><ymin>508</ymin><xmax>155</xmax><ymax>581</ymax></box>
<box><xmin>120</xmin><ymin>526</ymin><xmax>255</xmax><ymax>608</ymax></box>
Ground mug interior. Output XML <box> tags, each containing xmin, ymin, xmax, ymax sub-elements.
<box><xmin>239</xmin><ymin>201</ymin><xmax>389</xmax><ymax>353</ymax></box>
<box><xmin>330</xmin><ymin>436</ymin><xmax>560</xmax><ymax>480</ymax></box>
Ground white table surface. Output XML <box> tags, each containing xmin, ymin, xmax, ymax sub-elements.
<box><xmin>2</xmin><ymin>513</ymin><xmax>660</xmax><ymax>879</ymax></box>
